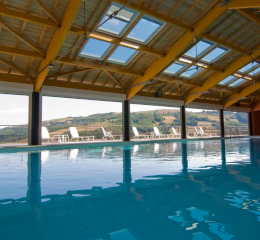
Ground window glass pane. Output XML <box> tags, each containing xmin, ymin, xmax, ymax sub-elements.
<box><xmin>180</xmin><ymin>66</ymin><xmax>202</xmax><ymax>78</ymax></box>
<box><xmin>98</xmin><ymin>3</ymin><xmax>137</xmax><ymax>36</ymax></box>
<box><xmin>218</xmin><ymin>76</ymin><xmax>236</xmax><ymax>85</ymax></box>
<box><xmin>228</xmin><ymin>78</ymin><xmax>246</xmax><ymax>87</ymax></box>
<box><xmin>163</xmin><ymin>61</ymin><xmax>187</xmax><ymax>75</ymax></box>
<box><xmin>184</xmin><ymin>40</ymin><xmax>214</xmax><ymax>59</ymax></box>
<box><xmin>239</xmin><ymin>62</ymin><xmax>259</xmax><ymax>73</ymax></box>
<box><xmin>249</xmin><ymin>67</ymin><xmax>260</xmax><ymax>76</ymax></box>
<box><xmin>80</xmin><ymin>38</ymin><xmax>112</xmax><ymax>59</ymax></box>
<box><xmin>98</xmin><ymin>17</ymin><xmax>128</xmax><ymax>35</ymax></box>
<box><xmin>108</xmin><ymin>46</ymin><xmax>137</xmax><ymax>64</ymax></box>
<box><xmin>201</xmin><ymin>47</ymin><xmax>228</xmax><ymax>63</ymax></box>
<box><xmin>127</xmin><ymin>17</ymin><xmax>162</xmax><ymax>42</ymax></box>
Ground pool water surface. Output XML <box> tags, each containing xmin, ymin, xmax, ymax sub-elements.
<box><xmin>0</xmin><ymin>138</ymin><xmax>260</xmax><ymax>239</ymax></box>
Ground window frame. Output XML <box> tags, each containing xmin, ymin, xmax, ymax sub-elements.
<box><xmin>201</xmin><ymin>45</ymin><xmax>230</xmax><ymax>63</ymax></box>
<box><xmin>78</xmin><ymin>38</ymin><xmax>115</xmax><ymax>61</ymax></box>
<box><xmin>126</xmin><ymin>15</ymin><xmax>166</xmax><ymax>45</ymax></box>
<box><xmin>96</xmin><ymin>3</ymin><xmax>140</xmax><ymax>38</ymax></box>
<box><xmin>180</xmin><ymin>66</ymin><xmax>204</xmax><ymax>78</ymax></box>
<box><xmin>183</xmin><ymin>39</ymin><xmax>215</xmax><ymax>60</ymax></box>
<box><xmin>107</xmin><ymin>46</ymin><xmax>139</xmax><ymax>65</ymax></box>
<box><xmin>163</xmin><ymin>61</ymin><xmax>188</xmax><ymax>76</ymax></box>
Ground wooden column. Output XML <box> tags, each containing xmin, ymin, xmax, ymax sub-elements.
<box><xmin>248</xmin><ymin>112</ymin><xmax>253</xmax><ymax>136</ymax></box>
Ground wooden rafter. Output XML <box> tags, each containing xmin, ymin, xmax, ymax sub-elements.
<box><xmin>32</xmin><ymin>0</ymin><xmax>59</xmax><ymax>24</ymax></box>
<box><xmin>126</xmin><ymin>3</ymin><xmax>226</xmax><ymax>100</ymax></box>
<box><xmin>0</xmin><ymin>19</ymin><xmax>45</xmax><ymax>56</ymax></box>
<box><xmin>47</xmin><ymin>68</ymin><xmax>92</xmax><ymax>79</ymax></box>
<box><xmin>104</xmin><ymin>71</ymin><xmax>123</xmax><ymax>89</ymax></box>
<box><xmin>0</xmin><ymin>56</ymin><xmax>32</xmax><ymax>79</ymax></box>
<box><xmin>113</xmin><ymin>0</ymin><xmax>192</xmax><ymax>32</ymax></box>
<box><xmin>183</xmin><ymin>44</ymin><xmax>260</xmax><ymax>105</ymax></box>
<box><xmin>34</xmin><ymin>0</ymin><xmax>83</xmax><ymax>92</ymax></box>
<box><xmin>226</xmin><ymin>0</ymin><xmax>260</xmax><ymax>9</ymax></box>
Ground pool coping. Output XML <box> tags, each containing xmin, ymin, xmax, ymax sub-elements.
<box><xmin>0</xmin><ymin>136</ymin><xmax>258</xmax><ymax>153</ymax></box>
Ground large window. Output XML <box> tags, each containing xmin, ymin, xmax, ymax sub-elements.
<box><xmin>108</xmin><ymin>45</ymin><xmax>138</xmax><ymax>65</ymax></box>
<box><xmin>224</xmin><ymin>111</ymin><xmax>249</xmax><ymax>137</ymax></box>
<box><xmin>185</xmin><ymin>108</ymin><xmax>220</xmax><ymax>138</ymax></box>
<box><xmin>0</xmin><ymin>93</ymin><xmax>29</xmax><ymax>145</ymax></box>
<box><xmin>130</xmin><ymin>104</ymin><xmax>181</xmax><ymax>139</ymax></box>
<box><xmin>42</xmin><ymin>97</ymin><xmax>122</xmax><ymax>143</ymax></box>
<box><xmin>184</xmin><ymin>40</ymin><xmax>214</xmax><ymax>59</ymax></box>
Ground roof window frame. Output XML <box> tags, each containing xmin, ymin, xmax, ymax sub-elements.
<box><xmin>96</xmin><ymin>3</ymin><xmax>140</xmax><ymax>38</ymax></box>
<box><xmin>126</xmin><ymin>15</ymin><xmax>166</xmax><ymax>45</ymax></box>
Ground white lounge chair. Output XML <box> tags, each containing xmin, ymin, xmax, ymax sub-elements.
<box><xmin>200</xmin><ymin>127</ymin><xmax>211</xmax><ymax>137</ymax></box>
<box><xmin>101</xmin><ymin>127</ymin><xmax>122</xmax><ymax>140</ymax></box>
<box><xmin>69</xmin><ymin>127</ymin><xmax>95</xmax><ymax>142</ymax></box>
<box><xmin>153</xmin><ymin>127</ymin><xmax>169</xmax><ymax>138</ymax></box>
<box><xmin>42</xmin><ymin>127</ymin><xmax>54</xmax><ymax>142</ymax></box>
<box><xmin>171</xmin><ymin>127</ymin><xmax>181</xmax><ymax>138</ymax></box>
<box><xmin>195</xmin><ymin>127</ymin><xmax>202</xmax><ymax>137</ymax></box>
<box><xmin>132</xmin><ymin>127</ymin><xmax>150</xmax><ymax>139</ymax></box>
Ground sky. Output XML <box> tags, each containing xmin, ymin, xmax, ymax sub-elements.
<box><xmin>0</xmin><ymin>94</ymin><xmax>183</xmax><ymax>125</ymax></box>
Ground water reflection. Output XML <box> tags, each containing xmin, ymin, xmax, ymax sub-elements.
<box><xmin>1</xmin><ymin>138</ymin><xmax>260</xmax><ymax>239</ymax></box>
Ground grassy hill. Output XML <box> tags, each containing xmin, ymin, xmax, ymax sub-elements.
<box><xmin>0</xmin><ymin>110</ymin><xmax>248</xmax><ymax>144</ymax></box>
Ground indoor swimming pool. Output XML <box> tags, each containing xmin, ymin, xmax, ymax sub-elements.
<box><xmin>0</xmin><ymin>138</ymin><xmax>260</xmax><ymax>239</ymax></box>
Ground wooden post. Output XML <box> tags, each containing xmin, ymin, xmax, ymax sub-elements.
<box><xmin>180</xmin><ymin>106</ymin><xmax>186</xmax><ymax>139</ymax></box>
<box><xmin>123</xmin><ymin>100</ymin><xmax>130</xmax><ymax>141</ymax></box>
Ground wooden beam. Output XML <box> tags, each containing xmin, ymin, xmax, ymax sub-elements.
<box><xmin>0</xmin><ymin>19</ymin><xmax>45</xmax><ymax>56</ymax></box>
<box><xmin>227</xmin><ymin>0</ymin><xmax>260</xmax><ymax>9</ymax></box>
<box><xmin>0</xmin><ymin>6</ymin><xmax>58</xmax><ymax>28</ymax></box>
<box><xmin>58</xmin><ymin>58</ymin><xmax>142</xmax><ymax>76</ymax></box>
<box><xmin>237</xmin><ymin>9</ymin><xmax>260</xmax><ymax>24</ymax></box>
<box><xmin>34</xmin><ymin>0</ymin><xmax>83</xmax><ymax>92</ymax></box>
<box><xmin>113</xmin><ymin>0</ymin><xmax>193</xmax><ymax>32</ymax></box>
<box><xmin>104</xmin><ymin>71</ymin><xmax>123</xmax><ymax>88</ymax></box>
<box><xmin>126</xmin><ymin>3</ymin><xmax>226</xmax><ymax>100</ymax></box>
<box><xmin>32</xmin><ymin>0</ymin><xmax>60</xmax><ymax>24</ymax></box>
<box><xmin>183</xmin><ymin>44</ymin><xmax>260</xmax><ymax>105</ymax></box>
<box><xmin>47</xmin><ymin>68</ymin><xmax>92</xmax><ymax>78</ymax></box>
<box><xmin>223</xmin><ymin>82</ymin><xmax>260</xmax><ymax>108</ymax></box>
<box><xmin>0</xmin><ymin>56</ymin><xmax>32</xmax><ymax>79</ymax></box>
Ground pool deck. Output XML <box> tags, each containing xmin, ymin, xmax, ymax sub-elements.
<box><xmin>0</xmin><ymin>135</ymin><xmax>255</xmax><ymax>153</ymax></box>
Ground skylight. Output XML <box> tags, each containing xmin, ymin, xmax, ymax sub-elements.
<box><xmin>108</xmin><ymin>46</ymin><xmax>138</xmax><ymax>65</ymax></box>
<box><xmin>127</xmin><ymin>16</ymin><xmax>164</xmax><ymax>43</ymax></box>
<box><xmin>228</xmin><ymin>78</ymin><xmax>246</xmax><ymax>87</ymax></box>
<box><xmin>239</xmin><ymin>62</ymin><xmax>259</xmax><ymax>73</ymax></box>
<box><xmin>218</xmin><ymin>76</ymin><xmax>236</xmax><ymax>85</ymax></box>
<box><xmin>163</xmin><ymin>61</ymin><xmax>187</xmax><ymax>75</ymax></box>
<box><xmin>249</xmin><ymin>67</ymin><xmax>260</xmax><ymax>76</ymax></box>
<box><xmin>180</xmin><ymin>66</ymin><xmax>203</xmax><ymax>78</ymax></box>
<box><xmin>97</xmin><ymin>3</ymin><xmax>138</xmax><ymax>37</ymax></box>
<box><xmin>201</xmin><ymin>46</ymin><xmax>229</xmax><ymax>63</ymax></box>
<box><xmin>79</xmin><ymin>38</ymin><xmax>113</xmax><ymax>60</ymax></box>
<box><xmin>184</xmin><ymin>40</ymin><xmax>214</xmax><ymax>59</ymax></box>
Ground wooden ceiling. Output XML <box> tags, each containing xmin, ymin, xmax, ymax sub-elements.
<box><xmin>0</xmin><ymin>0</ymin><xmax>259</xmax><ymax>108</ymax></box>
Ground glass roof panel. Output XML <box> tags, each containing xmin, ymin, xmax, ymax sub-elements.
<box><xmin>239</xmin><ymin>62</ymin><xmax>259</xmax><ymax>73</ymax></box>
<box><xmin>218</xmin><ymin>76</ymin><xmax>236</xmax><ymax>85</ymax></box>
<box><xmin>180</xmin><ymin>66</ymin><xmax>203</xmax><ymax>78</ymax></box>
<box><xmin>228</xmin><ymin>78</ymin><xmax>246</xmax><ymax>87</ymax></box>
<box><xmin>98</xmin><ymin>3</ymin><xmax>138</xmax><ymax>36</ymax></box>
<box><xmin>163</xmin><ymin>61</ymin><xmax>187</xmax><ymax>75</ymax></box>
<box><xmin>127</xmin><ymin>17</ymin><xmax>163</xmax><ymax>43</ymax></box>
<box><xmin>79</xmin><ymin>38</ymin><xmax>112</xmax><ymax>59</ymax></box>
<box><xmin>201</xmin><ymin>46</ymin><xmax>229</xmax><ymax>63</ymax></box>
<box><xmin>184</xmin><ymin>40</ymin><xmax>214</xmax><ymax>59</ymax></box>
<box><xmin>248</xmin><ymin>66</ymin><xmax>260</xmax><ymax>76</ymax></box>
<box><xmin>108</xmin><ymin>46</ymin><xmax>137</xmax><ymax>64</ymax></box>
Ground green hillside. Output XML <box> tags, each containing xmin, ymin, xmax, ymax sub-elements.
<box><xmin>0</xmin><ymin>110</ymin><xmax>248</xmax><ymax>143</ymax></box>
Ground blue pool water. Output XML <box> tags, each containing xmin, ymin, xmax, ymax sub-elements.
<box><xmin>0</xmin><ymin>138</ymin><xmax>260</xmax><ymax>239</ymax></box>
